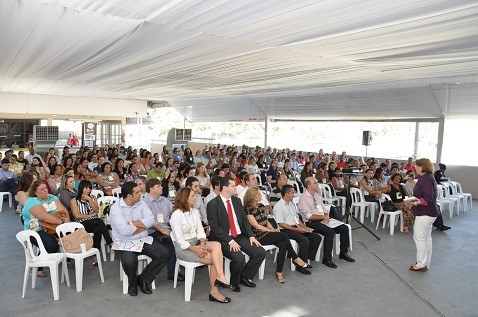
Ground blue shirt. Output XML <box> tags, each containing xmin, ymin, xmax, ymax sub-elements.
<box><xmin>109</xmin><ymin>198</ymin><xmax>155</xmax><ymax>242</ymax></box>
<box><xmin>22</xmin><ymin>195</ymin><xmax>59</xmax><ymax>231</ymax></box>
<box><xmin>142</xmin><ymin>193</ymin><xmax>173</xmax><ymax>232</ymax></box>
<box><xmin>0</xmin><ymin>168</ymin><xmax>17</xmax><ymax>180</ymax></box>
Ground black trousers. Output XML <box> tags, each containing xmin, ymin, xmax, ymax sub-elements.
<box><xmin>306</xmin><ymin>221</ymin><xmax>349</xmax><ymax>262</ymax></box>
<box><xmin>150</xmin><ymin>231</ymin><xmax>177</xmax><ymax>279</ymax></box>
<box><xmin>220</xmin><ymin>234</ymin><xmax>266</xmax><ymax>285</ymax></box>
<box><xmin>81</xmin><ymin>218</ymin><xmax>113</xmax><ymax>250</ymax></box>
<box><xmin>117</xmin><ymin>239</ymin><xmax>170</xmax><ymax>285</ymax></box>
<box><xmin>282</xmin><ymin>229</ymin><xmax>322</xmax><ymax>262</ymax></box>
<box><xmin>259</xmin><ymin>232</ymin><xmax>298</xmax><ymax>273</ymax></box>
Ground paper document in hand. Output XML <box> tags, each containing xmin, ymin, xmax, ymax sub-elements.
<box><xmin>403</xmin><ymin>196</ymin><xmax>418</xmax><ymax>201</ymax></box>
<box><xmin>325</xmin><ymin>218</ymin><xmax>344</xmax><ymax>228</ymax></box>
<box><xmin>112</xmin><ymin>240</ymin><xmax>144</xmax><ymax>252</ymax></box>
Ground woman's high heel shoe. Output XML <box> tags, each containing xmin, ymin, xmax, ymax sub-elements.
<box><xmin>209</xmin><ymin>294</ymin><xmax>231</xmax><ymax>303</ymax></box>
<box><xmin>293</xmin><ymin>260</ymin><xmax>313</xmax><ymax>269</ymax></box>
<box><xmin>214</xmin><ymin>279</ymin><xmax>230</xmax><ymax>289</ymax></box>
<box><xmin>275</xmin><ymin>272</ymin><xmax>285</xmax><ymax>283</ymax></box>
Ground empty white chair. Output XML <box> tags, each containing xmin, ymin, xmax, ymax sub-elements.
<box><xmin>91</xmin><ymin>189</ymin><xmax>104</xmax><ymax>199</ymax></box>
<box><xmin>0</xmin><ymin>191</ymin><xmax>13</xmax><ymax>212</ymax></box>
<box><xmin>56</xmin><ymin>223</ymin><xmax>104</xmax><ymax>292</ymax></box>
<box><xmin>442</xmin><ymin>182</ymin><xmax>464</xmax><ymax>213</ymax></box>
<box><xmin>436</xmin><ymin>187</ymin><xmax>455</xmax><ymax>219</ymax></box>
<box><xmin>437</xmin><ymin>184</ymin><xmax>460</xmax><ymax>217</ymax></box>
<box><xmin>375</xmin><ymin>195</ymin><xmax>403</xmax><ymax>235</ymax></box>
<box><xmin>452</xmin><ymin>181</ymin><xmax>472</xmax><ymax>211</ymax></box>
<box><xmin>318</xmin><ymin>184</ymin><xmax>342</xmax><ymax>206</ymax></box>
<box><xmin>97</xmin><ymin>196</ymin><xmax>118</xmax><ymax>261</ymax></box>
<box><xmin>173</xmin><ymin>259</ymin><xmax>207</xmax><ymax>301</ymax></box>
<box><xmin>287</xmin><ymin>180</ymin><xmax>302</xmax><ymax>196</ymax></box>
<box><xmin>120</xmin><ymin>255</ymin><xmax>156</xmax><ymax>294</ymax></box>
<box><xmin>112</xmin><ymin>187</ymin><xmax>122</xmax><ymax>198</ymax></box>
<box><xmin>16</xmin><ymin>230</ymin><xmax>70</xmax><ymax>300</ymax></box>
<box><xmin>349</xmin><ymin>188</ymin><xmax>375</xmax><ymax>223</ymax></box>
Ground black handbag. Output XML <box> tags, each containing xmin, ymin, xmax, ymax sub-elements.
<box><xmin>382</xmin><ymin>200</ymin><xmax>397</xmax><ymax>212</ymax></box>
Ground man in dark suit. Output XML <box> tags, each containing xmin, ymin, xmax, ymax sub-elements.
<box><xmin>206</xmin><ymin>177</ymin><xmax>266</xmax><ymax>292</ymax></box>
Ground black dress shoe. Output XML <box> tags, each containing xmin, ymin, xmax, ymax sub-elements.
<box><xmin>305</xmin><ymin>263</ymin><xmax>313</xmax><ymax>269</ymax></box>
<box><xmin>209</xmin><ymin>294</ymin><xmax>232</xmax><ymax>303</ymax></box>
<box><xmin>137</xmin><ymin>276</ymin><xmax>153</xmax><ymax>294</ymax></box>
<box><xmin>439</xmin><ymin>225</ymin><xmax>451</xmax><ymax>231</ymax></box>
<box><xmin>168</xmin><ymin>273</ymin><xmax>185</xmax><ymax>281</ymax></box>
<box><xmin>214</xmin><ymin>279</ymin><xmax>230</xmax><ymax>289</ymax></box>
<box><xmin>295</xmin><ymin>266</ymin><xmax>312</xmax><ymax>275</ymax></box>
<box><xmin>230</xmin><ymin>284</ymin><xmax>241</xmax><ymax>292</ymax></box>
<box><xmin>240</xmin><ymin>277</ymin><xmax>256</xmax><ymax>287</ymax></box>
<box><xmin>128</xmin><ymin>284</ymin><xmax>138</xmax><ymax>296</ymax></box>
<box><xmin>322</xmin><ymin>260</ymin><xmax>337</xmax><ymax>268</ymax></box>
<box><xmin>339</xmin><ymin>253</ymin><xmax>355</xmax><ymax>262</ymax></box>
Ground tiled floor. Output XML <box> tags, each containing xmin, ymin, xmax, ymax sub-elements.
<box><xmin>1</xmin><ymin>202</ymin><xmax>477</xmax><ymax>317</ymax></box>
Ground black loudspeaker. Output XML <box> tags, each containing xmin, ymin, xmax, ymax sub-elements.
<box><xmin>362</xmin><ymin>131</ymin><xmax>371</xmax><ymax>146</ymax></box>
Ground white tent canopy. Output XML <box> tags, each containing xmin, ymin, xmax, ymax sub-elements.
<box><xmin>1</xmin><ymin>0</ymin><xmax>478</xmax><ymax>121</ymax></box>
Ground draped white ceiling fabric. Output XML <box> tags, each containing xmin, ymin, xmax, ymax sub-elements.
<box><xmin>1</xmin><ymin>0</ymin><xmax>478</xmax><ymax>121</ymax></box>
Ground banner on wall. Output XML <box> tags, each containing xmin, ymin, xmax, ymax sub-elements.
<box><xmin>83</xmin><ymin>122</ymin><xmax>97</xmax><ymax>147</ymax></box>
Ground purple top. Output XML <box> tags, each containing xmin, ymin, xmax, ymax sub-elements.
<box><xmin>412</xmin><ymin>173</ymin><xmax>439</xmax><ymax>217</ymax></box>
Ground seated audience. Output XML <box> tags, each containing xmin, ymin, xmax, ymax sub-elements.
<box><xmin>381</xmin><ymin>174</ymin><xmax>415</xmax><ymax>234</ymax></box>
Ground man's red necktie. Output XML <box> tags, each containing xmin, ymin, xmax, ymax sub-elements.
<box><xmin>226</xmin><ymin>200</ymin><xmax>237</xmax><ymax>237</ymax></box>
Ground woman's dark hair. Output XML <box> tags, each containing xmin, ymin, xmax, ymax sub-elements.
<box><xmin>127</xmin><ymin>163</ymin><xmax>137</xmax><ymax>174</ymax></box>
<box><xmin>173</xmin><ymin>187</ymin><xmax>193</xmax><ymax>212</ymax></box>
<box><xmin>101</xmin><ymin>162</ymin><xmax>112</xmax><ymax>173</ymax></box>
<box><xmin>28</xmin><ymin>180</ymin><xmax>44</xmax><ymax>197</ymax></box>
<box><xmin>114</xmin><ymin>158</ymin><xmax>124</xmax><ymax>171</ymax></box>
<box><xmin>391</xmin><ymin>173</ymin><xmax>402</xmax><ymax>182</ymax></box>
<box><xmin>373</xmin><ymin>167</ymin><xmax>384</xmax><ymax>180</ymax></box>
<box><xmin>17</xmin><ymin>172</ymin><xmax>35</xmax><ymax>192</ymax></box>
<box><xmin>79</xmin><ymin>157</ymin><xmax>88</xmax><ymax>165</ymax></box>
<box><xmin>76</xmin><ymin>180</ymin><xmax>93</xmax><ymax>200</ymax></box>
<box><xmin>364</xmin><ymin>168</ymin><xmax>373</xmax><ymax>179</ymax></box>
<box><xmin>49</xmin><ymin>163</ymin><xmax>62</xmax><ymax>176</ymax></box>
<box><xmin>63</xmin><ymin>155</ymin><xmax>73</xmax><ymax>167</ymax></box>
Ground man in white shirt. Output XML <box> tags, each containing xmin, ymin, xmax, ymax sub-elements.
<box><xmin>206</xmin><ymin>177</ymin><xmax>266</xmax><ymax>292</ymax></box>
<box><xmin>273</xmin><ymin>184</ymin><xmax>322</xmax><ymax>266</ymax></box>
<box><xmin>185</xmin><ymin>176</ymin><xmax>208</xmax><ymax>225</ymax></box>
<box><xmin>24</xmin><ymin>146</ymin><xmax>42</xmax><ymax>165</ymax></box>
<box><xmin>237</xmin><ymin>173</ymin><xmax>271</xmax><ymax>214</ymax></box>
<box><xmin>204</xmin><ymin>176</ymin><xmax>221</xmax><ymax>206</ymax></box>
<box><xmin>297</xmin><ymin>177</ymin><xmax>354</xmax><ymax>269</ymax></box>
<box><xmin>110</xmin><ymin>181</ymin><xmax>170</xmax><ymax>296</ymax></box>
<box><xmin>88</xmin><ymin>153</ymin><xmax>99</xmax><ymax>172</ymax></box>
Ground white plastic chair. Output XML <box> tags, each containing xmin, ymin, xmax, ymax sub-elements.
<box><xmin>287</xmin><ymin>180</ymin><xmax>302</xmax><ymax>197</ymax></box>
<box><xmin>97</xmin><ymin>196</ymin><xmax>118</xmax><ymax>261</ymax></box>
<box><xmin>173</xmin><ymin>258</ymin><xmax>207</xmax><ymax>301</ymax></box>
<box><xmin>112</xmin><ymin>187</ymin><xmax>122</xmax><ymax>198</ymax></box>
<box><xmin>452</xmin><ymin>181</ymin><xmax>472</xmax><ymax>211</ymax></box>
<box><xmin>56</xmin><ymin>223</ymin><xmax>105</xmax><ymax>292</ymax></box>
<box><xmin>375</xmin><ymin>195</ymin><xmax>403</xmax><ymax>235</ymax></box>
<box><xmin>437</xmin><ymin>184</ymin><xmax>460</xmax><ymax>217</ymax></box>
<box><xmin>0</xmin><ymin>191</ymin><xmax>13</xmax><ymax>212</ymax></box>
<box><xmin>450</xmin><ymin>181</ymin><xmax>472</xmax><ymax>212</ymax></box>
<box><xmin>318</xmin><ymin>184</ymin><xmax>346</xmax><ymax>209</ymax></box>
<box><xmin>91</xmin><ymin>189</ymin><xmax>104</xmax><ymax>199</ymax></box>
<box><xmin>16</xmin><ymin>230</ymin><xmax>70</xmax><ymax>300</ymax></box>
<box><xmin>120</xmin><ymin>255</ymin><xmax>156</xmax><ymax>294</ymax></box>
<box><xmin>436</xmin><ymin>187</ymin><xmax>455</xmax><ymax>219</ymax></box>
<box><xmin>350</xmin><ymin>188</ymin><xmax>375</xmax><ymax>223</ymax></box>
<box><xmin>442</xmin><ymin>182</ymin><xmax>464</xmax><ymax>213</ymax></box>
<box><xmin>257</xmin><ymin>245</ymin><xmax>278</xmax><ymax>280</ymax></box>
